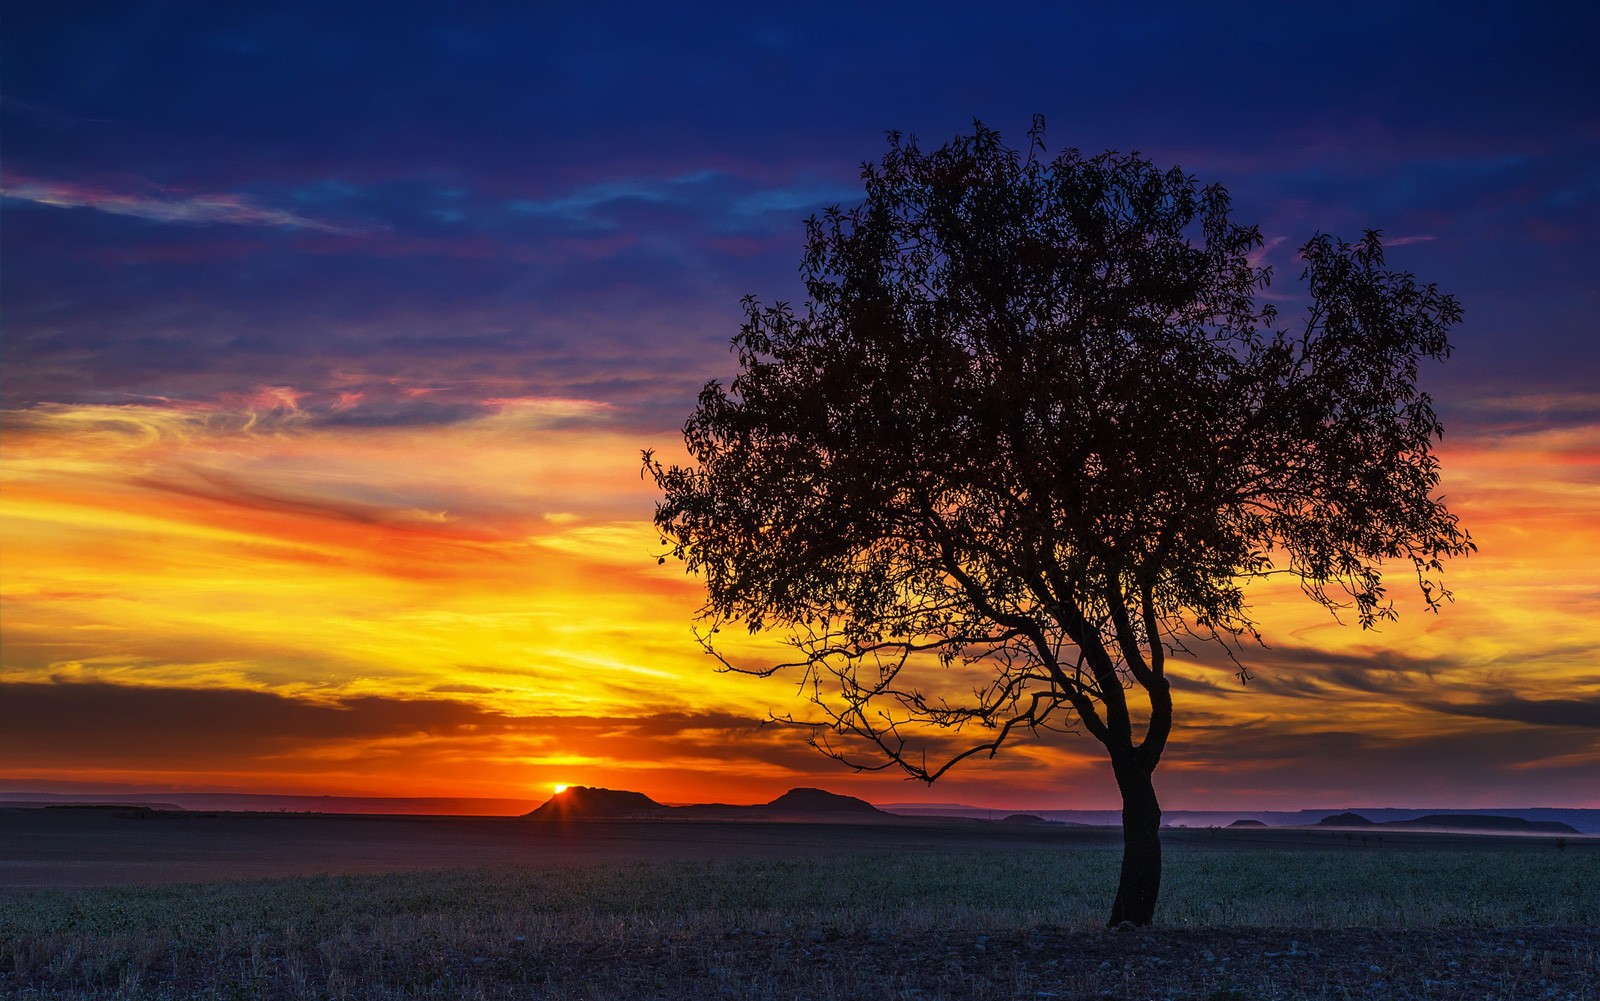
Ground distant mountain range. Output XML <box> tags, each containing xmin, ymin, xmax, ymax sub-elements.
<box><xmin>5</xmin><ymin>790</ymin><xmax>1595</xmax><ymax>834</ymax></box>
<box><xmin>523</xmin><ymin>790</ymin><xmax>1586</xmax><ymax>834</ymax></box>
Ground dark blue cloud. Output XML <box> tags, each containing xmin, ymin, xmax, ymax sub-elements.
<box><xmin>4</xmin><ymin>1</ymin><xmax>1596</xmax><ymax>429</ymax></box>
<box><xmin>1425</xmin><ymin>695</ymin><xmax>1600</xmax><ymax>730</ymax></box>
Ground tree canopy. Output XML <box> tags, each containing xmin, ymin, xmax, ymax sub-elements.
<box><xmin>646</xmin><ymin>118</ymin><xmax>1470</xmax><ymax>924</ymax></box>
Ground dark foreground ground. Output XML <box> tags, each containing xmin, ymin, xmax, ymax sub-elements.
<box><xmin>517</xmin><ymin>924</ymin><xmax>1597</xmax><ymax>1000</ymax></box>
<box><xmin>3</xmin><ymin>808</ymin><xmax>1596</xmax><ymax>999</ymax></box>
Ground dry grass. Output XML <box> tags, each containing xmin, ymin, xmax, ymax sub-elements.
<box><xmin>5</xmin><ymin>845</ymin><xmax>1598</xmax><ymax>999</ymax></box>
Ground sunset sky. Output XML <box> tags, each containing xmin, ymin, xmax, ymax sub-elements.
<box><xmin>3</xmin><ymin>3</ymin><xmax>1597</xmax><ymax>812</ymax></box>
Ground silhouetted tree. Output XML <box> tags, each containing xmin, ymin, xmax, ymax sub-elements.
<box><xmin>645</xmin><ymin>118</ymin><xmax>1470</xmax><ymax>926</ymax></box>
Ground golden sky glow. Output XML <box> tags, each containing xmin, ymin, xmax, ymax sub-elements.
<box><xmin>2</xmin><ymin>393</ymin><xmax>1598</xmax><ymax>810</ymax></box>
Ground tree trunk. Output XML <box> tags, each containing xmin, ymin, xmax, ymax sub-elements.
<box><xmin>1108</xmin><ymin>758</ymin><xmax>1162</xmax><ymax>926</ymax></box>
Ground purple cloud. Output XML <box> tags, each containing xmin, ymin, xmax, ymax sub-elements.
<box><xmin>2</xmin><ymin>176</ymin><xmax>357</xmax><ymax>233</ymax></box>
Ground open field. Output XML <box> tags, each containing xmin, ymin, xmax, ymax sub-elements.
<box><xmin>3</xmin><ymin>809</ymin><xmax>1597</xmax><ymax>999</ymax></box>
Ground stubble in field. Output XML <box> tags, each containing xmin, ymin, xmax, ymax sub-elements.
<box><xmin>5</xmin><ymin>841</ymin><xmax>1597</xmax><ymax>1000</ymax></box>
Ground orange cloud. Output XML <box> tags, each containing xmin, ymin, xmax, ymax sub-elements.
<box><xmin>2</xmin><ymin>398</ymin><xmax>1597</xmax><ymax>809</ymax></box>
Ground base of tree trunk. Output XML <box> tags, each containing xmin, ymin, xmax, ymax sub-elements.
<box><xmin>1108</xmin><ymin>764</ymin><xmax>1162</xmax><ymax>926</ymax></box>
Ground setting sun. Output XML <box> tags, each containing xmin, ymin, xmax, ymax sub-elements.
<box><xmin>552</xmin><ymin>785</ymin><xmax>568</xmax><ymax>794</ymax></box>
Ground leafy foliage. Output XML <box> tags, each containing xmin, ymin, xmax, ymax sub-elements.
<box><xmin>647</xmin><ymin>118</ymin><xmax>1470</xmax><ymax>785</ymax></box>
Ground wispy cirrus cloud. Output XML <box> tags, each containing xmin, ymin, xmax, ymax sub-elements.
<box><xmin>506</xmin><ymin>171</ymin><xmax>859</xmax><ymax>234</ymax></box>
<box><xmin>1</xmin><ymin>176</ymin><xmax>357</xmax><ymax>233</ymax></box>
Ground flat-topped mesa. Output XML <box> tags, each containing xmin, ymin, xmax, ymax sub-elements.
<box><xmin>765</xmin><ymin>787</ymin><xmax>882</xmax><ymax>814</ymax></box>
<box><xmin>525</xmin><ymin>786</ymin><xmax>664</xmax><ymax>820</ymax></box>
<box><xmin>1315</xmin><ymin>811</ymin><xmax>1375</xmax><ymax>827</ymax></box>
<box><xmin>524</xmin><ymin>785</ymin><xmax>887</xmax><ymax>820</ymax></box>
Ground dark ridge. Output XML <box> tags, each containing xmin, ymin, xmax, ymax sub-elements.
<box><xmin>1227</xmin><ymin>819</ymin><xmax>1269</xmax><ymax>828</ymax></box>
<box><xmin>1000</xmin><ymin>814</ymin><xmax>1049</xmax><ymax>825</ymax></box>
<box><xmin>765</xmin><ymin>787</ymin><xmax>882</xmax><ymax>814</ymax></box>
<box><xmin>42</xmin><ymin>803</ymin><xmax>177</xmax><ymax>812</ymax></box>
<box><xmin>1316</xmin><ymin>811</ymin><xmax>1375</xmax><ymax>826</ymax></box>
<box><xmin>1391</xmin><ymin>814</ymin><xmax>1580</xmax><ymax>834</ymax></box>
<box><xmin>524</xmin><ymin>787</ymin><xmax>664</xmax><ymax>820</ymax></box>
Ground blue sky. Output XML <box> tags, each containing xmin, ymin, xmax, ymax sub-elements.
<box><xmin>6</xmin><ymin>2</ymin><xmax>1596</xmax><ymax>430</ymax></box>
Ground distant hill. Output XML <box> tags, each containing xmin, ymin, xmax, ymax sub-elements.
<box><xmin>1311</xmin><ymin>810</ymin><xmax>1578</xmax><ymax>835</ymax></box>
<box><xmin>766</xmin><ymin>788</ymin><xmax>881</xmax><ymax>814</ymax></box>
<box><xmin>1227</xmin><ymin>819</ymin><xmax>1268</xmax><ymax>828</ymax></box>
<box><xmin>1386</xmin><ymin>814</ymin><xmax>1580</xmax><ymax>835</ymax></box>
<box><xmin>525</xmin><ymin>787</ymin><xmax>664</xmax><ymax>820</ymax></box>
<box><xmin>35</xmin><ymin>802</ymin><xmax>186</xmax><ymax>812</ymax></box>
<box><xmin>1316</xmin><ymin>811</ymin><xmax>1376</xmax><ymax>827</ymax></box>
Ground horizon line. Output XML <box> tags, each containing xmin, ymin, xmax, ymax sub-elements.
<box><xmin>5</xmin><ymin>789</ymin><xmax>1597</xmax><ymax>813</ymax></box>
